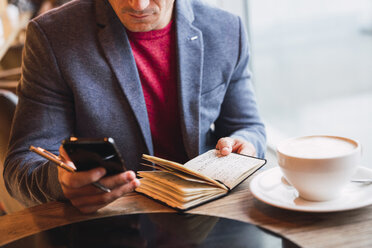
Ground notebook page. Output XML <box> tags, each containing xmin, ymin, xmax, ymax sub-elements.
<box><xmin>184</xmin><ymin>150</ymin><xmax>264</xmax><ymax>189</ymax></box>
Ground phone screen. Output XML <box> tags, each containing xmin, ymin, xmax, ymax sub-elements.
<box><xmin>62</xmin><ymin>137</ymin><xmax>126</xmax><ymax>176</ymax></box>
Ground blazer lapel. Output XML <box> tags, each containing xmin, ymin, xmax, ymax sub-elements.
<box><xmin>94</xmin><ymin>0</ymin><xmax>203</xmax><ymax>159</ymax></box>
<box><xmin>175</xmin><ymin>1</ymin><xmax>203</xmax><ymax>159</ymax></box>
<box><xmin>95</xmin><ymin>0</ymin><xmax>153</xmax><ymax>155</ymax></box>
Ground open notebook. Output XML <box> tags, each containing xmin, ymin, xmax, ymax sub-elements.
<box><xmin>135</xmin><ymin>149</ymin><xmax>266</xmax><ymax>211</ymax></box>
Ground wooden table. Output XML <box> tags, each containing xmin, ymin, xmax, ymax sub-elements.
<box><xmin>1</xmin><ymin>172</ymin><xmax>372</xmax><ymax>248</ymax></box>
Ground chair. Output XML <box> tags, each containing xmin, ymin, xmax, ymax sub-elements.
<box><xmin>0</xmin><ymin>89</ymin><xmax>24</xmax><ymax>213</ymax></box>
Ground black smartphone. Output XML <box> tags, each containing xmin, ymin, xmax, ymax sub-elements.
<box><xmin>62</xmin><ymin>137</ymin><xmax>126</xmax><ymax>176</ymax></box>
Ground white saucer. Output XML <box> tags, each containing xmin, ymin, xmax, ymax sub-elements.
<box><xmin>250</xmin><ymin>166</ymin><xmax>372</xmax><ymax>212</ymax></box>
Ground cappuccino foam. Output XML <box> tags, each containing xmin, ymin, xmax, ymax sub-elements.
<box><xmin>280</xmin><ymin>136</ymin><xmax>356</xmax><ymax>158</ymax></box>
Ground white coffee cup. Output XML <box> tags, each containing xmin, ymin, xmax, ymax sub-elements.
<box><xmin>276</xmin><ymin>135</ymin><xmax>361</xmax><ymax>201</ymax></box>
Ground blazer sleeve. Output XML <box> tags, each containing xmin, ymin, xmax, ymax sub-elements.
<box><xmin>214</xmin><ymin>17</ymin><xmax>266</xmax><ymax>158</ymax></box>
<box><xmin>3</xmin><ymin>20</ymin><xmax>73</xmax><ymax>206</ymax></box>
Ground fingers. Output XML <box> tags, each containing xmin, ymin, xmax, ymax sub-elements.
<box><xmin>59</xmin><ymin>166</ymin><xmax>106</xmax><ymax>189</ymax></box>
<box><xmin>216</xmin><ymin>137</ymin><xmax>257</xmax><ymax>156</ymax></box>
<box><xmin>58</xmin><ymin>145</ymin><xmax>76</xmax><ymax>170</ymax></box>
<box><xmin>216</xmin><ymin>137</ymin><xmax>234</xmax><ymax>156</ymax></box>
<box><xmin>57</xmin><ymin>166</ymin><xmax>140</xmax><ymax>214</ymax></box>
<box><xmin>64</xmin><ymin>171</ymin><xmax>138</xmax><ymax>198</ymax></box>
<box><xmin>234</xmin><ymin>141</ymin><xmax>256</xmax><ymax>156</ymax></box>
<box><xmin>99</xmin><ymin>171</ymin><xmax>137</xmax><ymax>189</ymax></box>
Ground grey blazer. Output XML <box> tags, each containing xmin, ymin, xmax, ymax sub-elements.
<box><xmin>4</xmin><ymin>0</ymin><xmax>266</xmax><ymax>206</ymax></box>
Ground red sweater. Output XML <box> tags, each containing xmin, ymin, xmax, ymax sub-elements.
<box><xmin>127</xmin><ymin>21</ymin><xmax>188</xmax><ymax>163</ymax></box>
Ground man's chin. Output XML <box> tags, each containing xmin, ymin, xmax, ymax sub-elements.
<box><xmin>126</xmin><ymin>25</ymin><xmax>154</xmax><ymax>32</ymax></box>
<box><xmin>122</xmin><ymin>15</ymin><xmax>167</xmax><ymax>32</ymax></box>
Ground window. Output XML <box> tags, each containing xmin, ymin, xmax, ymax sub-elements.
<box><xmin>205</xmin><ymin>0</ymin><xmax>372</xmax><ymax>165</ymax></box>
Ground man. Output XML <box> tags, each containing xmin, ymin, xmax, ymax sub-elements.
<box><xmin>4</xmin><ymin>0</ymin><xmax>266</xmax><ymax>213</ymax></box>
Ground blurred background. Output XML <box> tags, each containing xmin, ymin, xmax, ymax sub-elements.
<box><xmin>207</xmin><ymin>0</ymin><xmax>372</xmax><ymax>167</ymax></box>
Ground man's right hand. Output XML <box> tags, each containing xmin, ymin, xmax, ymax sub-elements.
<box><xmin>57</xmin><ymin>146</ymin><xmax>140</xmax><ymax>214</ymax></box>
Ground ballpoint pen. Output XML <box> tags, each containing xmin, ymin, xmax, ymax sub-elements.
<box><xmin>29</xmin><ymin>146</ymin><xmax>111</xmax><ymax>193</ymax></box>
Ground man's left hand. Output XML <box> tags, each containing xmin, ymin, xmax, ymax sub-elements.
<box><xmin>216</xmin><ymin>137</ymin><xmax>256</xmax><ymax>157</ymax></box>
